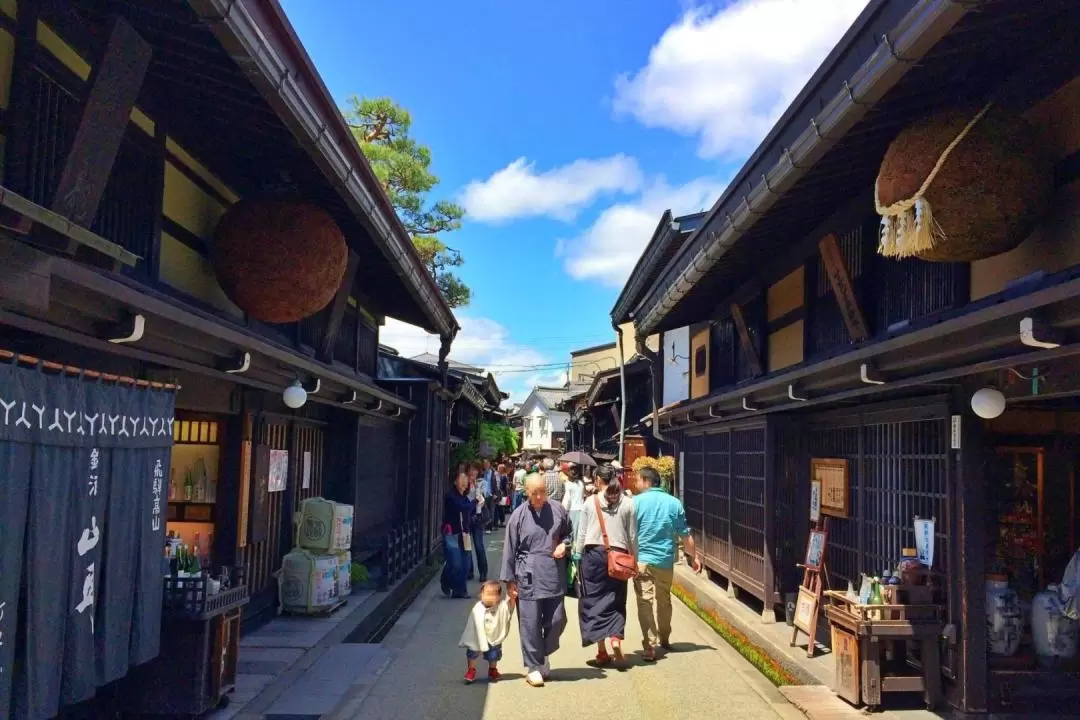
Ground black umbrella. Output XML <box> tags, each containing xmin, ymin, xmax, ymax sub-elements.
<box><xmin>558</xmin><ymin>450</ymin><xmax>597</xmax><ymax>467</ymax></box>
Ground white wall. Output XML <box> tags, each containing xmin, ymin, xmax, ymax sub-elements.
<box><xmin>662</xmin><ymin>326</ymin><xmax>690</xmax><ymax>407</ymax></box>
<box><xmin>522</xmin><ymin>405</ymin><xmax>551</xmax><ymax>449</ymax></box>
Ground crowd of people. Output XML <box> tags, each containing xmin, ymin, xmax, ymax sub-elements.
<box><xmin>446</xmin><ymin>455</ymin><xmax>702</xmax><ymax>688</ymax></box>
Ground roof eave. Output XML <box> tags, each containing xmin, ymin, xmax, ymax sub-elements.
<box><xmin>632</xmin><ymin>0</ymin><xmax>968</xmax><ymax>336</ymax></box>
<box><xmin>611</xmin><ymin>210</ymin><xmax>674</xmax><ymax>324</ymax></box>
<box><xmin>188</xmin><ymin>0</ymin><xmax>459</xmax><ymax>340</ymax></box>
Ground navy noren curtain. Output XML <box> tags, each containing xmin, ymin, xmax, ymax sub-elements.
<box><xmin>0</xmin><ymin>362</ymin><xmax>174</xmax><ymax>718</ymax></box>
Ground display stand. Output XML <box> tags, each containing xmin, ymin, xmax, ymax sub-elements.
<box><xmin>791</xmin><ymin>516</ymin><xmax>830</xmax><ymax>658</ymax></box>
<box><xmin>824</xmin><ymin>586</ymin><xmax>943</xmax><ymax>711</ymax></box>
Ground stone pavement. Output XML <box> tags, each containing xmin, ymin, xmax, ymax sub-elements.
<box><xmin>325</xmin><ymin>532</ymin><xmax>802</xmax><ymax>720</ymax></box>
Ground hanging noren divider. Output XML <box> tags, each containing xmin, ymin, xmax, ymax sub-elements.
<box><xmin>0</xmin><ymin>350</ymin><xmax>176</xmax><ymax>719</ymax></box>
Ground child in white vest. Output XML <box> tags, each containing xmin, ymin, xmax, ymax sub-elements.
<box><xmin>459</xmin><ymin>581</ymin><xmax>515</xmax><ymax>683</ymax></box>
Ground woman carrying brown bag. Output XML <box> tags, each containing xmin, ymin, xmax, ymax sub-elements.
<box><xmin>573</xmin><ymin>464</ymin><xmax>638</xmax><ymax>667</ymax></box>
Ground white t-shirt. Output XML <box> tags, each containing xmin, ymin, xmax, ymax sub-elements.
<box><xmin>562</xmin><ymin>480</ymin><xmax>585</xmax><ymax>514</ymax></box>
<box><xmin>513</xmin><ymin>469</ymin><xmax>527</xmax><ymax>492</ymax></box>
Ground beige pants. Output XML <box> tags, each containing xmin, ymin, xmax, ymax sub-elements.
<box><xmin>633</xmin><ymin>563</ymin><xmax>674</xmax><ymax>649</ymax></box>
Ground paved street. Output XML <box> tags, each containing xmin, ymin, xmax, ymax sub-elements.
<box><xmin>328</xmin><ymin>533</ymin><xmax>799</xmax><ymax>720</ymax></box>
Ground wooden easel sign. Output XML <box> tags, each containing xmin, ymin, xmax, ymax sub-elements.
<box><xmin>791</xmin><ymin>520</ymin><xmax>829</xmax><ymax>658</ymax></box>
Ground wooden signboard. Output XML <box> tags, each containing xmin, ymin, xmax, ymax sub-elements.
<box><xmin>794</xmin><ymin>586</ymin><xmax>818</xmax><ymax>632</ymax></box>
<box><xmin>818</xmin><ymin>233</ymin><xmax>869</xmax><ymax>342</ymax></box>
<box><xmin>730</xmin><ymin>303</ymin><xmax>763</xmax><ymax>378</ymax></box>
<box><xmin>804</xmin><ymin>528</ymin><xmax>827</xmax><ymax>570</ymax></box>
<box><xmin>831</xmin><ymin>625</ymin><xmax>861</xmax><ymax>705</ymax></box>
<box><xmin>249</xmin><ymin>445</ymin><xmax>270</xmax><ymax>544</ymax></box>
<box><xmin>791</xmin><ymin>517</ymin><xmax>830</xmax><ymax>658</ymax></box>
<box><xmin>812</xmin><ymin>457</ymin><xmax>849</xmax><ymax>518</ymax></box>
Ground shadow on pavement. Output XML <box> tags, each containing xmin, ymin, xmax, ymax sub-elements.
<box><xmin>547</xmin><ymin>666</ymin><xmax>608</xmax><ymax>683</ymax></box>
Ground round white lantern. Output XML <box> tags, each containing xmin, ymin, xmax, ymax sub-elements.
<box><xmin>283</xmin><ymin>380</ymin><xmax>308</xmax><ymax>409</ymax></box>
<box><xmin>971</xmin><ymin>387</ymin><xmax>1006</xmax><ymax>419</ymax></box>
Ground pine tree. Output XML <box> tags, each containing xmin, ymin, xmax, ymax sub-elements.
<box><xmin>344</xmin><ymin>96</ymin><xmax>471</xmax><ymax>308</ymax></box>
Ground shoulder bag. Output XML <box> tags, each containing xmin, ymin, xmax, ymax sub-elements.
<box><xmin>594</xmin><ymin>496</ymin><xmax>636</xmax><ymax>581</ymax></box>
<box><xmin>460</xmin><ymin>512</ymin><xmax>473</xmax><ymax>552</ymax></box>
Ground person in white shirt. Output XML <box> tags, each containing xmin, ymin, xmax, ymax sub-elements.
<box><xmin>460</xmin><ymin>581</ymin><xmax>516</xmax><ymax>684</ymax></box>
<box><xmin>512</xmin><ymin>462</ymin><xmax>528</xmax><ymax>510</ymax></box>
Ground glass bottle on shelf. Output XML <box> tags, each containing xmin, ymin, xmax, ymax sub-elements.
<box><xmin>183</xmin><ymin>470</ymin><xmax>193</xmax><ymax>502</ymax></box>
<box><xmin>169</xmin><ymin>467</ymin><xmax>177</xmax><ymax>501</ymax></box>
<box><xmin>868</xmin><ymin>577</ymin><xmax>884</xmax><ymax>620</ymax></box>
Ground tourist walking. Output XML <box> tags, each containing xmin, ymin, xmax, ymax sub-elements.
<box><xmin>561</xmin><ymin>463</ymin><xmax>586</xmax><ymax>538</ymax></box>
<box><xmin>459</xmin><ymin>581</ymin><xmax>516</xmax><ymax>684</ymax></box>
<box><xmin>540</xmin><ymin>457</ymin><xmax>565</xmax><ymax>504</ymax></box>
<box><xmin>512</xmin><ymin>461</ymin><xmax>527</xmax><ymax>510</ymax></box>
<box><xmin>441</xmin><ymin>473</ymin><xmax>473</xmax><ymax>599</ymax></box>
<box><xmin>466</xmin><ymin>465</ymin><xmax>489</xmax><ymax>582</ymax></box>
<box><xmin>632</xmin><ymin>466</ymin><xmax>702</xmax><ymax>661</ymax></box>
<box><xmin>574</xmin><ymin>464</ymin><xmax>637</xmax><ymax>666</ymax></box>
<box><xmin>501</xmin><ymin>473</ymin><xmax>573</xmax><ymax>687</ymax></box>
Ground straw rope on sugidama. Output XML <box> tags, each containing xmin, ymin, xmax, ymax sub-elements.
<box><xmin>873</xmin><ymin>103</ymin><xmax>1054</xmax><ymax>263</ymax></box>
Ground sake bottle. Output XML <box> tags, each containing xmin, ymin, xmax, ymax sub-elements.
<box><xmin>868</xmin><ymin>577</ymin><xmax>884</xmax><ymax>621</ymax></box>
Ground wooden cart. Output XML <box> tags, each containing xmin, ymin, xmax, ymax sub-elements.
<box><xmin>824</xmin><ymin>589</ymin><xmax>944</xmax><ymax>712</ymax></box>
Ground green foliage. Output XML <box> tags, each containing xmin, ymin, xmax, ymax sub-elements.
<box><xmin>671</xmin><ymin>582</ymin><xmax>800</xmax><ymax>687</ymax></box>
<box><xmin>632</xmin><ymin>455</ymin><xmax>676</xmax><ymax>493</ymax></box>
<box><xmin>344</xmin><ymin>96</ymin><xmax>471</xmax><ymax>308</ymax></box>
<box><xmin>351</xmin><ymin>563</ymin><xmax>370</xmax><ymax>585</ymax></box>
<box><xmin>452</xmin><ymin>421</ymin><xmax>519</xmax><ymax>467</ymax></box>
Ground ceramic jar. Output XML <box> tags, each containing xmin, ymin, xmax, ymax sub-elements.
<box><xmin>1031</xmin><ymin>585</ymin><xmax>1079</xmax><ymax>667</ymax></box>
<box><xmin>986</xmin><ymin>574</ymin><xmax>1022</xmax><ymax>657</ymax></box>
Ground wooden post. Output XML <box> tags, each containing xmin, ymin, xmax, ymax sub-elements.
<box><xmin>954</xmin><ymin>382</ymin><xmax>989</xmax><ymax>713</ymax></box>
<box><xmin>818</xmin><ymin>233</ymin><xmax>869</xmax><ymax>342</ymax></box>
<box><xmin>51</xmin><ymin>17</ymin><xmax>152</xmax><ymax>229</ymax></box>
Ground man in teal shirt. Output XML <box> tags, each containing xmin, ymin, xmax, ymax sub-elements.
<box><xmin>632</xmin><ymin>466</ymin><xmax>702</xmax><ymax>661</ymax></box>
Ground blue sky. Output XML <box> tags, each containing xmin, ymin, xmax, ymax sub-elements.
<box><xmin>280</xmin><ymin>0</ymin><xmax>867</xmax><ymax>401</ymax></box>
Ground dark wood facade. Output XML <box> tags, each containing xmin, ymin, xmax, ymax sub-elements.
<box><xmin>0</xmin><ymin>1</ymin><xmax>458</xmax><ymax>713</ymax></box>
<box><xmin>619</xmin><ymin>1</ymin><xmax>1080</xmax><ymax>714</ymax></box>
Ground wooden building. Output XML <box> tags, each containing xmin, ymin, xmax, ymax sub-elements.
<box><xmin>620</xmin><ymin>0</ymin><xmax>1080</xmax><ymax>714</ymax></box>
<box><xmin>0</xmin><ymin>0</ymin><xmax>458</xmax><ymax>715</ymax></box>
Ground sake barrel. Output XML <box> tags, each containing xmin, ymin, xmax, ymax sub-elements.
<box><xmin>298</xmin><ymin>497</ymin><xmax>354</xmax><ymax>552</ymax></box>
<box><xmin>279</xmin><ymin>549</ymin><xmax>340</xmax><ymax>614</ymax></box>
<box><xmin>335</xmin><ymin>550</ymin><xmax>352</xmax><ymax>597</ymax></box>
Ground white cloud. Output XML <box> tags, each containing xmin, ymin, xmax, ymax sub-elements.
<box><xmin>613</xmin><ymin>0</ymin><xmax>869</xmax><ymax>158</ymax></box>
<box><xmin>558</xmin><ymin>176</ymin><xmax>726</xmax><ymax>287</ymax></box>
<box><xmin>380</xmin><ymin>316</ymin><xmax>565</xmax><ymax>404</ymax></box>
<box><xmin>459</xmin><ymin>155</ymin><xmax>644</xmax><ymax>223</ymax></box>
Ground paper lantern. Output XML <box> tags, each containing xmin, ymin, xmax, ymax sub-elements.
<box><xmin>212</xmin><ymin>198</ymin><xmax>348</xmax><ymax>323</ymax></box>
<box><xmin>875</xmin><ymin>105</ymin><xmax>1053</xmax><ymax>262</ymax></box>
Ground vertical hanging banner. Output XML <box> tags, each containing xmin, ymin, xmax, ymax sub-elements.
<box><xmin>0</xmin><ymin>362</ymin><xmax>173</xmax><ymax>719</ymax></box>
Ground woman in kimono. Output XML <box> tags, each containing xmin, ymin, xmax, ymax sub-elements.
<box><xmin>573</xmin><ymin>464</ymin><xmax>637</xmax><ymax>666</ymax></box>
<box><xmin>441</xmin><ymin>473</ymin><xmax>474</xmax><ymax>599</ymax></box>
<box><xmin>502</xmin><ymin>473</ymin><xmax>573</xmax><ymax>687</ymax></box>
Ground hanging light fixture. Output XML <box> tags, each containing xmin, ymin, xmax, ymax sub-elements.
<box><xmin>282</xmin><ymin>379</ymin><xmax>308</xmax><ymax>409</ymax></box>
<box><xmin>970</xmin><ymin>387</ymin><xmax>1006</xmax><ymax>419</ymax></box>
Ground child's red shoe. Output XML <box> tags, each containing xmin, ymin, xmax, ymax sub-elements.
<box><xmin>488</xmin><ymin>668</ymin><xmax>502</xmax><ymax>682</ymax></box>
<box><xmin>464</xmin><ymin>668</ymin><xmax>477</xmax><ymax>684</ymax></box>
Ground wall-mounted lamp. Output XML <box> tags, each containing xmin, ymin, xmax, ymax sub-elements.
<box><xmin>283</xmin><ymin>379</ymin><xmax>308</xmax><ymax>409</ymax></box>
<box><xmin>970</xmin><ymin>387</ymin><xmax>1006</xmax><ymax>419</ymax></box>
